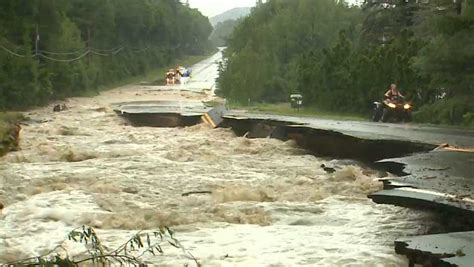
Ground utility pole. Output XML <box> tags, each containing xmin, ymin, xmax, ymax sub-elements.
<box><xmin>35</xmin><ymin>24</ymin><xmax>39</xmax><ymax>57</ymax></box>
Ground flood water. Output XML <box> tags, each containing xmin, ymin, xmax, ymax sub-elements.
<box><xmin>0</xmin><ymin>92</ymin><xmax>439</xmax><ymax>266</ymax></box>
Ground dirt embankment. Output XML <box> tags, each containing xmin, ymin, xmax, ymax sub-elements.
<box><xmin>0</xmin><ymin>113</ymin><xmax>22</xmax><ymax>156</ymax></box>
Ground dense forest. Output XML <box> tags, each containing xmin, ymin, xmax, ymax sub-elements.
<box><xmin>218</xmin><ymin>0</ymin><xmax>474</xmax><ymax>125</ymax></box>
<box><xmin>0</xmin><ymin>0</ymin><xmax>212</xmax><ymax>109</ymax></box>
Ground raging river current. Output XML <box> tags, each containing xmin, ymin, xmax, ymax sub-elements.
<box><xmin>0</xmin><ymin>54</ymin><xmax>439</xmax><ymax>266</ymax></box>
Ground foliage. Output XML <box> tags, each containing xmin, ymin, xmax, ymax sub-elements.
<box><xmin>0</xmin><ymin>0</ymin><xmax>212</xmax><ymax>110</ymax></box>
<box><xmin>413</xmin><ymin>95</ymin><xmax>474</xmax><ymax>126</ymax></box>
<box><xmin>413</xmin><ymin>0</ymin><xmax>474</xmax><ymax>96</ymax></box>
<box><xmin>8</xmin><ymin>225</ymin><xmax>199</xmax><ymax>266</ymax></box>
<box><xmin>217</xmin><ymin>0</ymin><xmax>362</xmax><ymax>105</ymax></box>
<box><xmin>218</xmin><ymin>0</ymin><xmax>474</xmax><ymax>125</ymax></box>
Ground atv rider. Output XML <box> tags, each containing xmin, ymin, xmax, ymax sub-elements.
<box><xmin>384</xmin><ymin>84</ymin><xmax>404</xmax><ymax>100</ymax></box>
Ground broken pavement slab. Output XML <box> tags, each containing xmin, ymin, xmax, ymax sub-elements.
<box><xmin>375</xmin><ymin>149</ymin><xmax>474</xmax><ymax>198</ymax></box>
<box><xmin>369</xmin><ymin>187</ymin><xmax>474</xmax><ymax>217</ymax></box>
<box><xmin>201</xmin><ymin>105</ymin><xmax>228</xmax><ymax>128</ymax></box>
<box><xmin>395</xmin><ymin>231</ymin><xmax>474</xmax><ymax>267</ymax></box>
<box><xmin>370</xmin><ymin>149</ymin><xmax>474</xmax><ymax>216</ymax></box>
<box><xmin>112</xmin><ymin>100</ymin><xmax>211</xmax><ymax>127</ymax></box>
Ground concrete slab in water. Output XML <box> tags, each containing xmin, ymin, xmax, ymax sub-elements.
<box><xmin>395</xmin><ymin>231</ymin><xmax>474</xmax><ymax>266</ymax></box>
<box><xmin>369</xmin><ymin>187</ymin><xmax>474</xmax><ymax>217</ymax></box>
<box><xmin>202</xmin><ymin>105</ymin><xmax>228</xmax><ymax>128</ymax></box>
<box><xmin>113</xmin><ymin>100</ymin><xmax>210</xmax><ymax>127</ymax></box>
<box><xmin>377</xmin><ymin>149</ymin><xmax>474</xmax><ymax>199</ymax></box>
<box><xmin>113</xmin><ymin>100</ymin><xmax>209</xmax><ymax>115</ymax></box>
<box><xmin>370</xmin><ymin>149</ymin><xmax>474</xmax><ymax>217</ymax></box>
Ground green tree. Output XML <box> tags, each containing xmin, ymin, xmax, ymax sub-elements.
<box><xmin>0</xmin><ymin>0</ymin><xmax>213</xmax><ymax>109</ymax></box>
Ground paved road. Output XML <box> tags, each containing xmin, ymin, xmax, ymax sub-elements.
<box><xmin>126</xmin><ymin>50</ymin><xmax>474</xmax><ymax>148</ymax></box>
<box><xmin>226</xmin><ymin>112</ymin><xmax>474</xmax><ymax>148</ymax></box>
<box><xmin>141</xmin><ymin>49</ymin><xmax>223</xmax><ymax>94</ymax></box>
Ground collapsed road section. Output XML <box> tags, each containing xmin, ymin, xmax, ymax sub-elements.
<box><xmin>395</xmin><ymin>231</ymin><xmax>474</xmax><ymax>267</ymax></box>
<box><xmin>370</xmin><ymin>149</ymin><xmax>474</xmax><ymax>216</ymax></box>
<box><xmin>113</xmin><ymin>100</ymin><xmax>210</xmax><ymax>127</ymax></box>
<box><xmin>114</xmin><ymin>102</ymin><xmax>474</xmax><ymax>266</ymax></box>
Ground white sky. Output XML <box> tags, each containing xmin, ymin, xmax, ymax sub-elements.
<box><xmin>187</xmin><ymin>0</ymin><xmax>257</xmax><ymax>17</ymax></box>
<box><xmin>187</xmin><ymin>0</ymin><xmax>360</xmax><ymax>17</ymax></box>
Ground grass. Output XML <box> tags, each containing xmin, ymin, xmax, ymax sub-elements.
<box><xmin>228</xmin><ymin>102</ymin><xmax>367</xmax><ymax>121</ymax></box>
<box><xmin>85</xmin><ymin>49</ymin><xmax>219</xmax><ymax>95</ymax></box>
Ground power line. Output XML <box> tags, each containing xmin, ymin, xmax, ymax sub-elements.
<box><xmin>89</xmin><ymin>46</ymin><xmax>123</xmax><ymax>52</ymax></box>
<box><xmin>1</xmin><ymin>39</ymin><xmax>155</xmax><ymax>62</ymax></box>
<box><xmin>39</xmin><ymin>50</ymin><xmax>84</xmax><ymax>55</ymax></box>
<box><xmin>90</xmin><ymin>47</ymin><xmax>124</xmax><ymax>56</ymax></box>
<box><xmin>0</xmin><ymin>43</ymin><xmax>27</xmax><ymax>58</ymax></box>
<box><xmin>37</xmin><ymin>50</ymin><xmax>90</xmax><ymax>62</ymax></box>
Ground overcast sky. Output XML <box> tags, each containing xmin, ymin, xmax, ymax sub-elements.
<box><xmin>187</xmin><ymin>0</ymin><xmax>360</xmax><ymax>17</ymax></box>
<box><xmin>187</xmin><ymin>0</ymin><xmax>257</xmax><ymax>17</ymax></box>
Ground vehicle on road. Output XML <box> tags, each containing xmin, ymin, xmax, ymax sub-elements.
<box><xmin>372</xmin><ymin>96</ymin><xmax>413</xmax><ymax>123</ymax></box>
<box><xmin>168</xmin><ymin>66</ymin><xmax>192</xmax><ymax>85</ymax></box>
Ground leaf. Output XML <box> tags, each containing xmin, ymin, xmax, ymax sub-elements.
<box><xmin>55</xmin><ymin>255</ymin><xmax>62</xmax><ymax>263</ymax></box>
<box><xmin>137</xmin><ymin>236</ymin><xmax>143</xmax><ymax>248</ymax></box>
<box><xmin>155</xmin><ymin>245</ymin><xmax>163</xmax><ymax>253</ymax></box>
<box><xmin>166</xmin><ymin>227</ymin><xmax>174</xmax><ymax>237</ymax></box>
<box><xmin>168</xmin><ymin>240</ymin><xmax>180</xmax><ymax>248</ymax></box>
<box><xmin>149</xmin><ymin>248</ymin><xmax>156</xmax><ymax>256</ymax></box>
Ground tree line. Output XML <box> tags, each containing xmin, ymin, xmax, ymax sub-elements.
<box><xmin>0</xmin><ymin>0</ymin><xmax>213</xmax><ymax>109</ymax></box>
<box><xmin>217</xmin><ymin>0</ymin><xmax>474</xmax><ymax>125</ymax></box>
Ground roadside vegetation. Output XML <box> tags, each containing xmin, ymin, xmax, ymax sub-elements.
<box><xmin>0</xmin><ymin>0</ymin><xmax>213</xmax><ymax>110</ymax></box>
<box><xmin>0</xmin><ymin>112</ymin><xmax>23</xmax><ymax>156</ymax></box>
<box><xmin>217</xmin><ymin>0</ymin><xmax>474</xmax><ymax>126</ymax></box>
<box><xmin>229</xmin><ymin>102</ymin><xmax>366</xmax><ymax>121</ymax></box>
<box><xmin>7</xmin><ymin>225</ymin><xmax>198</xmax><ymax>266</ymax></box>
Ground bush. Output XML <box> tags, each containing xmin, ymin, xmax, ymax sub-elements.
<box><xmin>413</xmin><ymin>96</ymin><xmax>474</xmax><ymax>126</ymax></box>
<box><xmin>6</xmin><ymin>225</ymin><xmax>199</xmax><ymax>266</ymax></box>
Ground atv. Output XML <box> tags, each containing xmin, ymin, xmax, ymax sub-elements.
<box><xmin>372</xmin><ymin>96</ymin><xmax>412</xmax><ymax>123</ymax></box>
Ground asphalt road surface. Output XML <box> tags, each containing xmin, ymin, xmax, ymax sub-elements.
<box><xmin>133</xmin><ymin>50</ymin><xmax>474</xmax><ymax>148</ymax></box>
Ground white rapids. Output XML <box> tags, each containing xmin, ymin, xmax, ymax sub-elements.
<box><xmin>0</xmin><ymin>51</ymin><xmax>436</xmax><ymax>266</ymax></box>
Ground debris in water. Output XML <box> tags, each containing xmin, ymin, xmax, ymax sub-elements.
<box><xmin>182</xmin><ymin>190</ymin><xmax>212</xmax><ymax>197</ymax></box>
<box><xmin>321</xmin><ymin>164</ymin><xmax>336</xmax><ymax>174</ymax></box>
<box><xmin>53</xmin><ymin>104</ymin><xmax>68</xmax><ymax>112</ymax></box>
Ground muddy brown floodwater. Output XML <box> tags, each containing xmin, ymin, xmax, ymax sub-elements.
<box><xmin>0</xmin><ymin>88</ymin><xmax>437</xmax><ymax>266</ymax></box>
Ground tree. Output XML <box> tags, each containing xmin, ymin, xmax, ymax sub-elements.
<box><xmin>413</xmin><ymin>0</ymin><xmax>474</xmax><ymax>95</ymax></box>
<box><xmin>0</xmin><ymin>0</ymin><xmax>213</xmax><ymax>109</ymax></box>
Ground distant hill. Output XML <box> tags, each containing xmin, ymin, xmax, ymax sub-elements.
<box><xmin>210</xmin><ymin>7</ymin><xmax>251</xmax><ymax>27</ymax></box>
